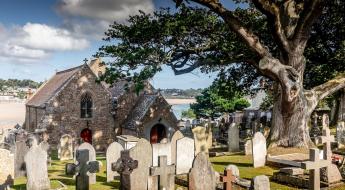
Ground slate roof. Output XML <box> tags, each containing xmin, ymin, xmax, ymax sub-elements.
<box><xmin>26</xmin><ymin>65</ymin><xmax>83</xmax><ymax>107</ymax></box>
<box><xmin>108</xmin><ymin>80</ymin><xmax>134</xmax><ymax>99</ymax></box>
<box><xmin>123</xmin><ymin>94</ymin><xmax>159</xmax><ymax>130</ymax></box>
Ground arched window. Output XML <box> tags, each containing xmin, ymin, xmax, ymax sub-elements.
<box><xmin>81</xmin><ymin>92</ymin><xmax>93</xmax><ymax>118</ymax></box>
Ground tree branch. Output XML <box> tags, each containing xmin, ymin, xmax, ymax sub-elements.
<box><xmin>190</xmin><ymin>0</ymin><xmax>271</xmax><ymax>58</ymax></box>
<box><xmin>252</xmin><ymin>0</ymin><xmax>290</xmax><ymax>54</ymax></box>
<box><xmin>311</xmin><ymin>76</ymin><xmax>345</xmax><ymax>102</ymax></box>
<box><xmin>292</xmin><ymin>0</ymin><xmax>324</xmax><ymax>48</ymax></box>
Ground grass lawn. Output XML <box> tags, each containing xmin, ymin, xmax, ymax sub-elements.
<box><xmin>11</xmin><ymin>151</ymin><xmax>345</xmax><ymax>190</ymax></box>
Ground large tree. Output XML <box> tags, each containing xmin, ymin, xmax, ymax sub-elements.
<box><xmin>97</xmin><ymin>0</ymin><xmax>345</xmax><ymax>147</ymax></box>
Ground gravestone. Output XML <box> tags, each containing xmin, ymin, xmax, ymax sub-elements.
<box><xmin>176</xmin><ymin>137</ymin><xmax>195</xmax><ymax>174</ymax></box>
<box><xmin>226</xmin><ymin>165</ymin><xmax>240</xmax><ymax>178</ymax></box>
<box><xmin>189</xmin><ymin>153</ymin><xmax>216</xmax><ymax>190</ymax></box>
<box><xmin>106</xmin><ymin>141</ymin><xmax>123</xmax><ymax>182</ymax></box>
<box><xmin>117</xmin><ymin>135</ymin><xmax>139</xmax><ymax>150</ymax></box>
<box><xmin>301</xmin><ymin>148</ymin><xmax>329</xmax><ymax>190</ymax></box>
<box><xmin>244</xmin><ymin>140</ymin><xmax>252</xmax><ymax>155</ymax></box>
<box><xmin>152</xmin><ymin>143</ymin><xmax>172</xmax><ymax>166</ymax></box>
<box><xmin>77</xmin><ymin>142</ymin><xmax>97</xmax><ymax>184</ymax></box>
<box><xmin>150</xmin><ymin>156</ymin><xmax>175</xmax><ymax>190</ymax></box>
<box><xmin>228</xmin><ymin>123</ymin><xmax>239</xmax><ymax>152</ymax></box>
<box><xmin>252</xmin><ymin>132</ymin><xmax>266</xmax><ymax>168</ymax></box>
<box><xmin>252</xmin><ymin>175</ymin><xmax>270</xmax><ymax>190</ymax></box>
<box><xmin>58</xmin><ymin>134</ymin><xmax>73</xmax><ymax>161</ymax></box>
<box><xmin>66</xmin><ymin>149</ymin><xmax>100</xmax><ymax>190</ymax></box>
<box><xmin>116</xmin><ymin>139</ymin><xmax>152</xmax><ymax>190</ymax></box>
<box><xmin>336</xmin><ymin>121</ymin><xmax>345</xmax><ymax>148</ymax></box>
<box><xmin>220</xmin><ymin>169</ymin><xmax>236</xmax><ymax>190</ymax></box>
<box><xmin>0</xmin><ymin>149</ymin><xmax>14</xmax><ymax>187</ymax></box>
<box><xmin>170</xmin><ymin>130</ymin><xmax>184</xmax><ymax>165</ymax></box>
<box><xmin>322</xmin><ymin>114</ymin><xmax>329</xmax><ymax>129</ymax></box>
<box><xmin>14</xmin><ymin>134</ymin><xmax>29</xmax><ymax>178</ymax></box>
<box><xmin>24</xmin><ymin>137</ymin><xmax>50</xmax><ymax>190</ymax></box>
<box><xmin>192</xmin><ymin>126</ymin><xmax>211</xmax><ymax>155</ymax></box>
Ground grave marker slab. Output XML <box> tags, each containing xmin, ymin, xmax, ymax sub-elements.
<box><xmin>58</xmin><ymin>134</ymin><xmax>73</xmax><ymax>161</ymax></box>
<box><xmin>66</xmin><ymin>149</ymin><xmax>100</xmax><ymax>190</ymax></box>
<box><xmin>24</xmin><ymin>137</ymin><xmax>50</xmax><ymax>190</ymax></box>
<box><xmin>228</xmin><ymin>123</ymin><xmax>239</xmax><ymax>152</ymax></box>
<box><xmin>189</xmin><ymin>153</ymin><xmax>216</xmax><ymax>190</ymax></box>
<box><xmin>106</xmin><ymin>141</ymin><xmax>123</xmax><ymax>182</ymax></box>
<box><xmin>252</xmin><ymin>132</ymin><xmax>267</xmax><ymax>168</ymax></box>
<box><xmin>170</xmin><ymin>130</ymin><xmax>184</xmax><ymax>165</ymax></box>
<box><xmin>77</xmin><ymin>142</ymin><xmax>97</xmax><ymax>184</ymax></box>
<box><xmin>192</xmin><ymin>126</ymin><xmax>210</xmax><ymax>155</ymax></box>
<box><xmin>176</xmin><ymin>137</ymin><xmax>194</xmax><ymax>174</ymax></box>
<box><xmin>14</xmin><ymin>137</ymin><xmax>29</xmax><ymax>178</ymax></box>
<box><xmin>0</xmin><ymin>148</ymin><xmax>14</xmax><ymax>186</ymax></box>
<box><xmin>150</xmin><ymin>156</ymin><xmax>175</xmax><ymax>190</ymax></box>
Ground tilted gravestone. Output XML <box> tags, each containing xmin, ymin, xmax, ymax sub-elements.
<box><xmin>77</xmin><ymin>142</ymin><xmax>97</xmax><ymax>184</ymax></box>
<box><xmin>66</xmin><ymin>149</ymin><xmax>100</xmax><ymax>190</ymax></box>
<box><xmin>0</xmin><ymin>148</ymin><xmax>14</xmax><ymax>187</ymax></box>
<box><xmin>252</xmin><ymin>132</ymin><xmax>267</xmax><ymax>168</ymax></box>
<box><xmin>176</xmin><ymin>137</ymin><xmax>194</xmax><ymax>174</ymax></box>
<box><xmin>24</xmin><ymin>137</ymin><xmax>50</xmax><ymax>190</ymax></box>
<box><xmin>189</xmin><ymin>152</ymin><xmax>216</xmax><ymax>190</ymax></box>
<box><xmin>115</xmin><ymin>139</ymin><xmax>152</xmax><ymax>190</ymax></box>
<box><xmin>228</xmin><ymin>123</ymin><xmax>239</xmax><ymax>152</ymax></box>
<box><xmin>150</xmin><ymin>156</ymin><xmax>175</xmax><ymax>190</ymax></box>
<box><xmin>170</xmin><ymin>130</ymin><xmax>184</xmax><ymax>165</ymax></box>
<box><xmin>58</xmin><ymin>134</ymin><xmax>73</xmax><ymax>161</ymax></box>
<box><xmin>106</xmin><ymin>141</ymin><xmax>123</xmax><ymax>182</ymax></box>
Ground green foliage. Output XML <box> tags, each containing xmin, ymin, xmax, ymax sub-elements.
<box><xmin>0</xmin><ymin>79</ymin><xmax>42</xmax><ymax>90</ymax></box>
<box><xmin>181</xmin><ymin>109</ymin><xmax>196</xmax><ymax>119</ymax></box>
<box><xmin>190</xmin><ymin>80</ymin><xmax>250</xmax><ymax>117</ymax></box>
<box><xmin>260</xmin><ymin>91</ymin><xmax>274</xmax><ymax>111</ymax></box>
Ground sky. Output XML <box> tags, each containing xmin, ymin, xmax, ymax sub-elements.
<box><xmin>0</xmin><ymin>0</ymin><xmax>230</xmax><ymax>89</ymax></box>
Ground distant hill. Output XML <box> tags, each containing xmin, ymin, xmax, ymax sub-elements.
<box><xmin>159</xmin><ymin>88</ymin><xmax>202</xmax><ymax>99</ymax></box>
<box><xmin>0</xmin><ymin>79</ymin><xmax>42</xmax><ymax>90</ymax></box>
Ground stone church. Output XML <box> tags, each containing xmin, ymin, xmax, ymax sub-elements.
<box><xmin>24</xmin><ymin>59</ymin><xmax>178</xmax><ymax>150</ymax></box>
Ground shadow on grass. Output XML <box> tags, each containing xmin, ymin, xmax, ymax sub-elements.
<box><xmin>212</xmin><ymin>162</ymin><xmax>252</xmax><ymax>167</ymax></box>
<box><xmin>53</xmin><ymin>178</ymin><xmax>75</xmax><ymax>186</ymax></box>
<box><xmin>12</xmin><ymin>183</ymin><xmax>26</xmax><ymax>190</ymax></box>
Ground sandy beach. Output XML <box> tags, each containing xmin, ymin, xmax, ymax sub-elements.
<box><xmin>0</xmin><ymin>102</ymin><xmax>26</xmax><ymax>129</ymax></box>
<box><xmin>165</xmin><ymin>98</ymin><xmax>196</xmax><ymax>105</ymax></box>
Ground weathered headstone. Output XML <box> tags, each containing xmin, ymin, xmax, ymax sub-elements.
<box><xmin>106</xmin><ymin>141</ymin><xmax>123</xmax><ymax>182</ymax></box>
<box><xmin>336</xmin><ymin>121</ymin><xmax>345</xmax><ymax>148</ymax></box>
<box><xmin>150</xmin><ymin>156</ymin><xmax>175</xmax><ymax>190</ymax></box>
<box><xmin>152</xmin><ymin>142</ymin><xmax>172</xmax><ymax>166</ymax></box>
<box><xmin>176</xmin><ymin>137</ymin><xmax>194</xmax><ymax>174</ymax></box>
<box><xmin>252</xmin><ymin>132</ymin><xmax>267</xmax><ymax>168</ymax></box>
<box><xmin>192</xmin><ymin>126</ymin><xmax>211</xmax><ymax>155</ymax></box>
<box><xmin>228</xmin><ymin>123</ymin><xmax>239</xmax><ymax>152</ymax></box>
<box><xmin>226</xmin><ymin>165</ymin><xmax>240</xmax><ymax>178</ymax></box>
<box><xmin>24</xmin><ymin>137</ymin><xmax>50</xmax><ymax>190</ymax></box>
<box><xmin>189</xmin><ymin>153</ymin><xmax>216</xmax><ymax>190</ymax></box>
<box><xmin>117</xmin><ymin>135</ymin><xmax>139</xmax><ymax>150</ymax></box>
<box><xmin>58</xmin><ymin>134</ymin><xmax>73</xmax><ymax>161</ymax></box>
<box><xmin>220</xmin><ymin>169</ymin><xmax>236</xmax><ymax>190</ymax></box>
<box><xmin>0</xmin><ymin>148</ymin><xmax>14</xmax><ymax>187</ymax></box>
<box><xmin>301</xmin><ymin>148</ymin><xmax>329</xmax><ymax>190</ymax></box>
<box><xmin>170</xmin><ymin>130</ymin><xmax>184</xmax><ymax>165</ymax></box>
<box><xmin>116</xmin><ymin>139</ymin><xmax>152</xmax><ymax>190</ymax></box>
<box><xmin>252</xmin><ymin>175</ymin><xmax>270</xmax><ymax>190</ymax></box>
<box><xmin>244</xmin><ymin>140</ymin><xmax>252</xmax><ymax>155</ymax></box>
<box><xmin>322</xmin><ymin>114</ymin><xmax>329</xmax><ymax>129</ymax></box>
<box><xmin>66</xmin><ymin>149</ymin><xmax>100</xmax><ymax>190</ymax></box>
<box><xmin>14</xmin><ymin>134</ymin><xmax>29</xmax><ymax>178</ymax></box>
<box><xmin>77</xmin><ymin>142</ymin><xmax>97</xmax><ymax>184</ymax></box>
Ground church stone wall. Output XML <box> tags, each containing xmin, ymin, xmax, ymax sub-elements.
<box><xmin>43</xmin><ymin>66</ymin><xmax>115</xmax><ymax>151</ymax></box>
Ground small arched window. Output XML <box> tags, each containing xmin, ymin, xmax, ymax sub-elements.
<box><xmin>81</xmin><ymin>92</ymin><xmax>93</xmax><ymax>118</ymax></box>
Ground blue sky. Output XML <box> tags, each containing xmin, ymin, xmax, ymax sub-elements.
<box><xmin>0</xmin><ymin>0</ymin><xmax>224</xmax><ymax>89</ymax></box>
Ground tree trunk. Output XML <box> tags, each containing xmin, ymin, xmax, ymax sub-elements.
<box><xmin>269</xmin><ymin>88</ymin><xmax>313</xmax><ymax>147</ymax></box>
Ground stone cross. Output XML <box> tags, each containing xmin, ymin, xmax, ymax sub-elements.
<box><xmin>113</xmin><ymin>150</ymin><xmax>138</xmax><ymax>190</ymax></box>
<box><xmin>318</xmin><ymin>127</ymin><xmax>335</xmax><ymax>161</ymax></box>
<box><xmin>65</xmin><ymin>149</ymin><xmax>99</xmax><ymax>190</ymax></box>
<box><xmin>150</xmin><ymin>155</ymin><xmax>175</xmax><ymax>190</ymax></box>
<box><xmin>220</xmin><ymin>169</ymin><xmax>236</xmax><ymax>190</ymax></box>
<box><xmin>301</xmin><ymin>148</ymin><xmax>329</xmax><ymax>190</ymax></box>
<box><xmin>83</xmin><ymin>58</ymin><xmax>88</xmax><ymax>64</ymax></box>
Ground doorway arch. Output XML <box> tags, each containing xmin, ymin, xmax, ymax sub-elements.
<box><xmin>150</xmin><ymin>124</ymin><xmax>167</xmax><ymax>144</ymax></box>
<box><xmin>80</xmin><ymin>128</ymin><xmax>92</xmax><ymax>144</ymax></box>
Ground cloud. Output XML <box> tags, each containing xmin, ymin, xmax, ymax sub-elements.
<box><xmin>56</xmin><ymin>0</ymin><xmax>154</xmax><ymax>39</ymax></box>
<box><xmin>57</xmin><ymin>0</ymin><xmax>154</xmax><ymax>22</ymax></box>
<box><xmin>0</xmin><ymin>23</ymin><xmax>89</xmax><ymax>63</ymax></box>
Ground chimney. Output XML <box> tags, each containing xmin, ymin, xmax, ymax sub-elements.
<box><xmin>26</xmin><ymin>88</ymin><xmax>34</xmax><ymax>100</ymax></box>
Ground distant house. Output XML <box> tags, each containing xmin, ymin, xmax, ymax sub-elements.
<box><xmin>24</xmin><ymin>59</ymin><xmax>178</xmax><ymax>150</ymax></box>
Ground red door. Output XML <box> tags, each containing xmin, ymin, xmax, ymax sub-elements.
<box><xmin>81</xmin><ymin>128</ymin><xmax>92</xmax><ymax>144</ymax></box>
<box><xmin>150</xmin><ymin>124</ymin><xmax>166</xmax><ymax>144</ymax></box>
